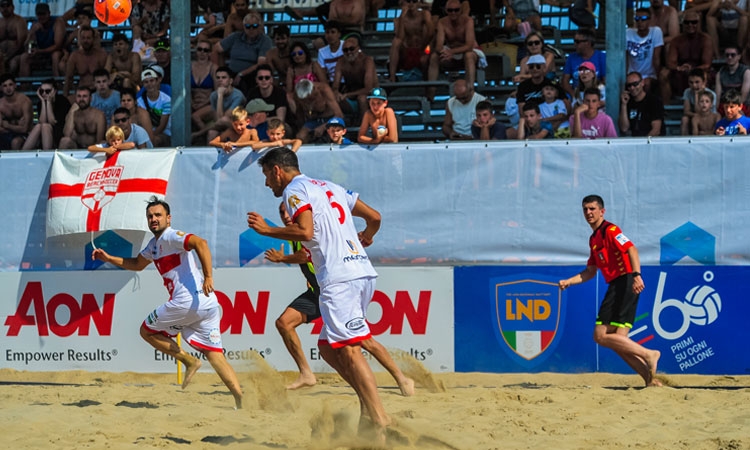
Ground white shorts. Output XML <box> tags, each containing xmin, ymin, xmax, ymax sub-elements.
<box><xmin>318</xmin><ymin>277</ymin><xmax>376</xmax><ymax>348</ymax></box>
<box><xmin>142</xmin><ymin>300</ymin><xmax>223</xmax><ymax>352</ymax></box>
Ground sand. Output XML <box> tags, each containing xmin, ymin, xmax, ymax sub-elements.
<box><xmin>2</xmin><ymin>353</ymin><xmax>749</xmax><ymax>450</ymax></box>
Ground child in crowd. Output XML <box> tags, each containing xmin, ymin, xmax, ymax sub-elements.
<box><xmin>571</xmin><ymin>88</ymin><xmax>618</xmax><ymax>139</ymax></box>
<box><xmin>681</xmin><ymin>68</ymin><xmax>716</xmax><ymax>136</ymax></box>
<box><xmin>358</xmin><ymin>87</ymin><xmax>398</xmax><ymax>145</ymax></box>
<box><xmin>517</xmin><ymin>103</ymin><xmax>554</xmax><ymax>139</ymax></box>
<box><xmin>209</xmin><ymin>107</ymin><xmax>257</xmax><ymax>153</ymax></box>
<box><xmin>87</xmin><ymin>126</ymin><xmax>135</xmax><ymax>155</ymax></box>
<box><xmin>715</xmin><ymin>89</ymin><xmax>750</xmax><ymax>136</ymax></box>
<box><xmin>248</xmin><ymin>118</ymin><xmax>302</xmax><ymax>152</ymax></box>
<box><xmin>324</xmin><ymin>117</ymin><xmax>353</xmax><ymax>144</ymax></box>
<box><xmin>538</xmin><ymin>84</ymin><xmax>569</xmax><ymax>131</ymax></box>
<box><xmin>471</xmin><ymin>100</ymin><xmax>507</xmax><ymax>140</ymax></box>
<box><xmin>692</xmin><ymin>90</ymin><xmax>721</xmax><ymax>136</ymax></box>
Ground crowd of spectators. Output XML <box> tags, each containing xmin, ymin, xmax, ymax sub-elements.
<box><xmin>1</xmin><ymin>0</ymin><xmax>750</xmax><ymax>151</ymax></box>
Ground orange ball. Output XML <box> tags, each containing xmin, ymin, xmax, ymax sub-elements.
<box><xmin>94</xmin><ymin>0</ymin><xmax>132</xmax><ymax>26</ymax></box>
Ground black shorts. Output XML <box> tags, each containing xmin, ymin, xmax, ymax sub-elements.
<box><xmin>596</xmin><ymin>274</ymin><xmax>639</xmax><ymax>328</ymax></box>
<box><xmin>288</xmin><ymin>289</ymin><xmax>321</xmax><ymax>322</ymax></box>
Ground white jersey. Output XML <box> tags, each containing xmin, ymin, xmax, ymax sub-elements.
<box><xmin>283</xmin><ymin>174</ymin><xmax>377</xmax><ymax>286</ymax></box>
<box><xmin>626</xmin><ymin>27</ymin><xmax>664</xmax><ymax>79</ymax></box>
<box><xmin>140</xmin><ymin>227</ymin><xmax>216</xmax><ymax>308</ymax></box>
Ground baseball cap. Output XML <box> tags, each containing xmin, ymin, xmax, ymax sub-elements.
<box><xmin>141</xmin><ymin>68</ymin><xmax>159</xmax><ymax>80</ymax></box>
<box><xmin>246</xmin><ymin>98</ymin><xmax>274</xmax><ymax>114</ymax></box>
<box><xmin>326</xmin><ymin>117</ymin><xmax>346</xmax><ymax>128</ymax></box>
<box><xmin>578</xmin><ymin>61</ymin><xmax>597</xmax><ymax>72</ymax></box>
<box><xmin>154</xmin><ymin>38</ymin><xmax>170</xmax><ymax>52</ymax></box>
<box><xmin>527</xmin><ymin>54</ymin><xmax>546</xmax><ymax>65</ymax></box>
<box><xmin>367</xmin><ymin>87</ymin><xmax>387</xmax><ymax>100</ymax></box>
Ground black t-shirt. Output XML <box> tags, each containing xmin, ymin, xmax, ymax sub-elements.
<box><xmin>246</xmin><ymin>85</ymin><xmax>288</xmax><ymax>118</ymax></box>
<box><xmin>627</xmin><ymin>93</ymin><xmax>665</xmax><ymax>136</ymax></box>
<box><xmin>38</xmin><ymin>94</ymin><xmax>71</xmax><ymax>145</ymax></box>
<box><xmin>517</xmin><ymin>78</ymin><xmax>554</xmax><ymax>106</ymax></box>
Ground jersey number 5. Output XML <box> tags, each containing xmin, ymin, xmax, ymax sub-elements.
<box><xmin>326</xmin><ymin>190</ymin><xmax>345</xmax><ymax>224</ymax></box>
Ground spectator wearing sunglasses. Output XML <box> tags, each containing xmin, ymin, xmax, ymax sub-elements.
<box><xmin>515</xmin><ymin>54</ymin><xmax>560</xmax><ymax>113</ymax></box>
<box><xmin>619</xmin><ymin>71</ymin><xmax>665</xmax><ymax>136</ymax></box>
<box><xmin>427</xmin><ymin>0</ymin><xmax>478</xmax><ymax>101</ymax></box>
<box><xmin>706</xmin><ymin>0</ymin><xmax>748</xmax><ymax>60</ymax></box>
<box><xmin>388</xmin><ymin>0</ymin><xmax>434</xmax><ymax>83</ymax></box>
<box><xmin>286</xmin><ymin>41</ymin><xmax>327</xmax><ymax>94</ymax></box>
<box><xmin>246</xmin><ymin>64</ymin><xmax>289</xmax><ymax>125</ymax></box>
<box><xmin>715</xmin><ymin>45</ymin><xmax>750</xmax><ymax>108</ymax></box>
<box><xmin>561</xmin><ymin>28</ymin><xmax>606</xmax><ymax>101</ymax></box>
<box><xmin>22</xmin><ymin>79</ymin><xmax>70</xmax><ymax>150</ymax></box>
<box><xmin>214</xmin><ymin>12</ymin><xmax>273</xmax><ymax>93</ymax></box>
<box><xmin>626</xmin><ymin>8</ymin><xmax>664</xmax><ymax>94</ymax></box>
<box><xmin>110</xmin><ymin>107</ymin><xmax>153</xmax><ymax>149</ymax></box>
<box><xmin>513</xmin><ymin>31</ymin><xmax>556</xmax><ymax>83</ymax></box>
<box><xmin>332</xmin><ymin>33</ymin><xmax>378</xmax><ymax>123</ymax></box>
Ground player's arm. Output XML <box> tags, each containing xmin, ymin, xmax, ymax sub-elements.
<box><xmin>626</xmin><ymin>245</ymin><xmax>645</xmax><ymax>293</ymax></box>
<box><xmin>248</xmin><ymin>208</ymin><xmax>314</xmax><ymax>242</ymax></box>
<box><xmin>186</xmin><ymin>234</ymin><xmax>215</xmax><ymax>295</ymax></box>
<box><xmin>351</xmin><ymin>198</ymin><xmax>381</xmax><ymax>247</ymax></box>
<box><xmin>91</xmin><ymin>249</ymin><xmax>151</xmax><ymax>271</ymax></box>
<box><xmin>265</xmin><ymin>243</ymin><xmax>309</xmax><ymax>264</ymax></box>
<box><xmin>558</xmin><ymin>265</ymin><xmax>597</xmax><ymax>290</ymax></box>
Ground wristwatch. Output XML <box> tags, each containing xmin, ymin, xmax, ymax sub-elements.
<box><xmin>632</xmin><ymin>272</ymin><xmax>641</xmax><ymax>277</ymax></box>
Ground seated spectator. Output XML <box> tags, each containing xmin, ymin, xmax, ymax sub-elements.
<box><xmin>692</xmin><ymin>90</ymin><xmax>721</xmax><ymax>135</ymax></box>
<box><xmin>517</xmin><ymin>55</ymin><xmax>557</xmax><ymax>111</ymax></box>
<box><xmin>111</xmin><ymin>107</ymin><xmax>153</xmax><ymax>149</ymax></box>
<box><xmin>22</xmin><ymin>79</ymin><xmax>71</xmax><ymax>150</ymax></box>
<box><xmin>194</xmin><ymin>0</ymin><xmax>227</xmax><ymax>44</ymax></box>
<box><xmin>87</xmin><ymin>125</ymin><xmax>136</xmax><ymax>155</ymax></box>
<box><xmin>658</xmin><ymin>10</ymin><xmax>713</xmax><ymax>104</ymax></box>
<box><xmin>120</xmin><ymin>88</ymin><xmax>155</xmax><ymax>144</ymax></box>
<box><xmin>292</xmin><ymin>79</ymin><xmax>344</xmax><ymax>143</ymax></box>
<box><xmin>0</xmin><ymin>73</ymin><xmax>31</xmax><ymax>150</ymax></box>
<box><xmin>62</xmin><ymin>24</ymin><xmax>107</xmax><ymax>99</ymax></box>
<box><xmin>190</xmin><ymin>38</ymin><xmax>218</xmax><ymax>136</ymax></box>
<box><xmin>152</xmin><ymin>38</ymin><xmax>172</xmax><ymax>86</ymax></box>
<box><xmin>329</xmin><ymin>0</ymin><xmax>367</xmax><ymax>31</ymax></box>
<box><xmin>626</xmin><ymin>8</ymin><xmax>664</xmax><ymax>94</ymax></box>
<box><xmin>203</xmin><ymin>66</ymin><xmax>246</xmax><ymax>143</ymax></box>
<box><xmin>245</xmin><ymin>98</ymin><xmax>274</xmax><ymax>141</ymax></box>
<box><xmin>681</xmin><ymin>68</ymin><xmax>717</xmax><ymax>135</ymax></box>
<box><xmin>358</xmin><ymin>87</ymin><xmax>398</xmax><ymax>145</ymax></box>
<box><xmin>265</xmin><ymin>25</ymin><xmax>292</xmax><ymax>85</ymax></box>
<box><xmin>706</xmin><ymin>0</ymin><xmax>747</xmax><ymax>60</ymax></box>
<box><xmin>715</xmin><ymin>45</ymin><xmax>750</xmax><ymax>108</ymax></box>
<box><xmin>443</xmin><ymin>79</ymin><xmax>486</xmax><ymax>140</ymax></box>
<box><xmin>715</xmin><ymin>88</ymin><xmax>750</xmax><ymax>135</ymax></box>
<box><xmin>516</xmin><ymin>103</ymin><xmax>554</xmax><ymax>139</ymax></box>
<box><xmin>0</xmin><ymin>0</ymin><xmax>28</xmax><ymax>69</ymax></box>
<box><xmin>130</xmin><ymin>0</ymin><xmax>170</xmax><ymax>46</ymax></box>
<box><xmin>502</xmin><ymin>0</ymin><xmax>543</xmax><ymax>35</ymax></box>
<box><xmin>332</xmin><ymin>33</ymin><xmax>378</xmax><ymax>121</ymax></box>
<box><xmin>619</xmin><ymin>71</ymin><xmax>665</xmax><ymax>136</ymax></box>
<box><xmin>286</xmin><ymin>41</ymin><xmax>327</xmax><ymax>95</ymax></box>
<box><xmin>137</xmin><ymin>68</ymin><xmax>172</xmax><ymax>147</ymax></box>
<box><xmin>323</xmin><ymin>116</ymin><xmax>353</xmax><ymax>145</ymax></box>
<box><xmin>209</xmin><ymin>106</ymin><xmax>257</xmax><ymax>153</ymax></box>
<box><xmin>246</xmin><ymin>64</ymin><xmax>289</xmax><ymax>124</ymax></box>
<box><xmin>59</xmin><ymin>86</ymin><xmax>107</xmax><ymax>149</ymax></box>
<box><xmin>513</xmin><ymin>31</ymin><xmax>556</xmax><ymax>83</ymax></box>
<box><xmin>572</xmin><ymin>61</ymin><xmax>606</xmax><ymax>109</ymax></box>
<box><xmin>247</xmin><ymin>117</ymin><xmax>302</xmax><ymax>152</ymax></box>
<box><xmin>539</xmin><ymin>84</ymin><xmax>570</xmax><ymax>131</ymax></box>
<box><xmin>471</xmin><ymin>100</ymin><xmax>507</xmax><ymax>140</ymax></box>
<box><xmin>106</xmin><ymin>33</ymin><xmax>143</xmax><ymax>91</ymax></box>
<box><xmin>561</xmin><ymin>28</ymin><xmax>606</xmax><ymax>100</ymax></box>
<box><xmin>389</xmin><ymin>0</ymin><xmax>434</xmax><ymax>82</ymax></box>
<box><xmin>427</xmin><ymin>0</ymin><xmax>478</xmax><ymax>100</ymax></box>
<box><xmin>570</xmin><ymin>88</ymin><xmax>618</xmax><ymax>139</ymax></box>
<box><xmin>213</xmin><ymin>11</ymin><xmax>272</xmax><ymax>93</ymax></box>
<box><xmin>12</xmin><ymin>3</ymin><xmax>66</xmax><ymax>79</ymax></box>
<box><xmin>91</xmin><ymin>69</ymin><xmax>121</xmax><ymax>128</ymax></box>
<box><xmin>650</xmin><ymin>1</ymin><xmax>680</xmax><ymax>48</ymax></box>
<box><xmin>318</xmin><ymin>21</ymin><xmax>344</xmax><ymax>84</ymax></box>
<box><xmin>58</xmin><ymin>4</ymin><xmax>101</xmax><ymax>78</ymax></box>
<box><xmin>222</xmin><ymin>0</ymin><xmax>251</xmax><ymax>38</ymax></box>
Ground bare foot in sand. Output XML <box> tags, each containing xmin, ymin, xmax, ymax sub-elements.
<box><xmin>182</xmin><ymin>356</ymin><xmax>202</xmax><ymax>389</ymax></box>
<box><xmin>233</xmin><ymin>394</ymin><xmax>243</xmax><ymax>410</ymax></box>
<box><xmin>645</xmin><ymin>350</ymin><xmax>661</xmax><ymax>387</ymax></box>
<box><xmin>286</xmin><ymin>373</ymin><xmax>317</xmax><ymax>390</ymax></box>
<box><xmin>398</xmin><ymin>377</ymin><xmax>415</xmax><ymax>397</ymax></box>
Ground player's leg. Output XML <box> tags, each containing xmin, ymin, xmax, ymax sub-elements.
<box><xmin>204</xmin><ymin>350</ymin><xmax>244</xmax><ymax>409</ymax></box>
<box><xmin>593</xmin><ymin>325</ymin><xmax>661</xmax><ymax>386</ymax></box>
<box><xmin>139</xmin><ymin>324</ymin><xmax>202</xmax><ymax>387</ymax></box>
<box><xmin>276</xmin><ymin>305</ymin><xmax>317</xmax><ymax>389</ymax></box>
<box><xmin>360</xmin><ymin>338</ymin><xmax>415</xmax><ymax>396</ymax></box>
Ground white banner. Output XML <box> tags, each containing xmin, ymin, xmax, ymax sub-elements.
<box><xmin>46</xmin><ymin>150</ymin><xmax>176</xmax><ymax>237</ymax></box>
<box><xmin>0</xmin><ymin>266</ymin><xmax>454</xmax><ymax>373</ymax></box>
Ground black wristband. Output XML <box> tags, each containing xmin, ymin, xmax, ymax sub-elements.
<box><xmin>632</xmin><ymin>272</ymin><xmax>641</xmax><ymax>277</ymax></box>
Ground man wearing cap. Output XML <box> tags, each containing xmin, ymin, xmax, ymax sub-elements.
<box><xmin>245</xmin><ymin>98</ymin><xmax>274</xmax><ymax>141</ymax></box>
<box><xmin>626</xmin><ymin>8</ymin><xmax>663</xmax><ymax>94</ymax></box>
<box><xmin>561</xmin><ymin>28</ymin><xmax>606</xmax><ymax>100</ymax></box>
<box><xmin>0</xmin><ymin>0</ymin><xmax>28</xmax><ymax>67</ymax></box>
<box><xmin>246</xmin><ymin>64</ymin><xmax>288</xmax><ymax>123</ymax></box>
<box><xmin>264</xmin><ymin>25</ymin><xmax>292</xmax><ymax>83</ymax></box>
<box><xmin>324</xmin><ymin>117</ymin><xmax>352</xmax><ymax>144</ymax></box>
<box><xmin>153</xmin><ymin>38</ymin><xmax>172</xmax><ymax>86</ymax></box>
<box><xmin>442</xmin><ymin>79</ymin><xmax>485</xmax><ymax>140</ymax></box>
<box><xmin>13</xmin><ymin>3</ymin><xmax>66</xmax><ymax>79</ymax></box>
<box><xmin>63</xmin><ymin>25</ymin><xmax>107</xmax><ymax>98</ymax></box>
<box><xmin>138</xmin><ymin>67</ymin><xmax>171</xmax><ymax>147</ymax></box>
<box><xmin>214</xmin><ymin>11</ymin><xmax>273</xmax><ymax>93</ymax></box>
<box><xmin>333</xmin><ymin>33</ymin><xmax>378</xmax><ymax>122</ymax></box>
<box><xmin>293</xmin><ymin>79</ymin><xmax>344</xmax><ymax>143</ymax></box>
<box><xmin>516</xmin><ymin>54</ymin><xmax>559</xmax><ymax>113</ymax></box>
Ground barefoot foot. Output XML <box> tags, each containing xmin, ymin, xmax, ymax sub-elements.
<box><xmin>182</xmin><ymin>356</ymin><xmax>202</xmax><ymax>389</ymax></box>
<box><xmin>645</xmin><ymin>350</ymin><xmax>661</xmax><ymax>387</ymax></box>
<box><xmin>286</xmin><ymin>373</ymin><xmax>317</xmax><ymax>390</ymax></box>
<box><xmin>398</xmin><ymin>377</ymin><xmax>415</xmax><ymax>397</ymax></box>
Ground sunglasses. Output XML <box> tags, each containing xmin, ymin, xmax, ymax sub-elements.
<box><xmin>526</xmin><ymin>40</ymin><xmax>542</xmax><ymax>46</ymax></box>
<box><xmin>196</xmin><ymin>47</ymin><xmax>211</xmax><ymax>52</ymax></box>
<box><xmin>446</xmin><ymin>7</ymin><xmax>460</xmax><ymax>13</ymax></box>
<box><xmin>406</xmin><ymin>0</ymin><xmax>418</xmax><ymax>3</ymax></box>
<box><xmin>574</xmin><ymin>39</ymin><xmax>588</xmax><ymax>44</ymax></box>
<box><xmin>625</xmin><ymin>80</ymin><xmax>641</xmax><ymax>88</ymax></box>
<box><xmin>39</xmin><ymin>88</ymin><xmax>52</xmax><ymax>94</ymax></box>
<box><xmin>113</xmin><ymin>117</ymin><xmax>129</xmax><ymax>123</ymax></box>
<box><xmin>244</xmin><ymin>23</ymin><xmax>260</xmax><ymax>29</ymax></box>
<box><xmin>528</xmin><ymin>63</ymin><xmax>543</xmax><ymax>69</ymax></box>
<box><xmin>577</xmin><ymin>67</ymin><xmax>592</xmax><ymax>72</ymax></box>
<box><xmin>683</xmin><ymin>19</ymin><xmax>699</xmax><ymax>25</ymax></box>
<box><xmin>725</xmin><ymin>52</ymin><xmax>738</xmax><ymax>57</ymax></box>
<box><xmin>634</xmin><ymin>15</ymin><xmax>650</xmax><ymax>22</ymax></box>
<box><xmin>291</xmin><ymin>49</ymin><xmax>305</xmax><ymax>56</ymax></box>
<box><xmin>256</xmin><ymin>75</ymin><xmax>272</xmax><ymax>80</ymax></box>
<box><xmin>342</xmin><ymin>46</ymin><xmax>358</xmax><ymax>53</ymax></box>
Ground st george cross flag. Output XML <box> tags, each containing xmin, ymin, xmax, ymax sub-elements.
<box><xmin>46</xmin><ymin>150</ymin><xmax>176</xmax><ymax>237</ymax></box>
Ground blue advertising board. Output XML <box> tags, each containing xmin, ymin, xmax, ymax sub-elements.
<box><xmin>455</xmin><ymin>266</ymin><xmax>749</xmax><ymax>375</ymax></box>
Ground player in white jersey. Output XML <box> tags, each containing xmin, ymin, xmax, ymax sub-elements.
<box><xmin>247</xmin><ymin>147</ymin><xmax>391</xmax><ymax>440</ymax></box>
<box><xmin>92</xmin><ymin>196</ymin><xmax>243</xmax><ymax>409</ymax></box>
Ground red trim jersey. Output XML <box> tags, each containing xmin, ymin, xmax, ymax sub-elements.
<box><xmin>283</xmin><ymin>174</ymin><xmax>377</xmax><ymax>286</ymax></box>
<box><xmin>140</xmin><ymin>227</ymin><xmax>216</xmax><ymax>308</ymax></box>
<box><xmin>587</xmin><ymin>220</ymin><xmax>635</xmax><ymax>283</ymax></box>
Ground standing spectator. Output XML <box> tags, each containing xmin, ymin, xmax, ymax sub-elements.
<box><xmin>12</xmin><ymin>3</ymin><xmax>65</xmax><ymax>79</ymax></box>
<box><xmin>22</xmin><ymin>79</ymin><xmax>71</xmax><ymax>150</ymax></box>
<box><xmin>293</xmin><ymin>79</ymin><xmax>344</xmax><ymax>143</ymax></box>
<box><xmin>91</xmin><ymin>69</ymin><xmax>121</xmax><ymax>128</ymax></box>
<box><xmin>106</xmin><ymin>33</ymin><xmax>143</xmax><ymax>91</ymax></box>
<box><xmin>427</xmin><ymin>0</ymin><xmax>478</xmax><ymax>100</ymax></box>
<box><xmin>265</xmin><ymin>25</ymin><xmax>292</xmax><ymax>85</ymax></box>
<box><xmin>681</xmin><ymin>68</ymin><xmax>717</xmax><ymax>135</ymax></box>
<box><xmin>471</xmin><ymin>100</ymin><xmax>507</xmax><ymax>140</ymax></box>
<box><xmin>572</xmin><ymin>61</ymin><xmax>606</xmax><ymax>109</ymax></box>
<box><xmin>152</xmin><ymin>38</ymin><xmax>172</xmax><ymax>87</ymax></box>
<box><xmin>214</xmin><ymin>11</ymin><xmax>273</xmax><ymax>93</ymax></box>
<box><xmin>111</xmin><ymin>107</ymin><xmax>153</xmax><ymax>149</ymax></box>
<box><xmin>691</xmin><ymin>90</ymin><xmax>722</xmax><ymax>135</ymax></box>
<box><xmin>626</xmin><ymin>8</ymin><xmax>664</xmax><ymax>93</ymax></box>
<box><xmin>190</xmin><ymin>38</ymin><xmax>218</xmax><ymax>139</ymax></box>
<box><xmin>649</xmin><ymin>1</ymin><xmax>680</xmax><ymax>49</ymax></box>
<box><xmin>59</xmin><ymin>86</ymin><xmax>106</xmax><ymax>149</ymax></box>
<box><xmin>120</xmin><ymin>88</ymin><xmax>155</xmax><ymax>145</ymax></box>
<box><xmin>209</xmin><ymin>106</ymin><xmax>257</xmax><ymax>153</ymax></box>
<box><xmin>137</xmin><ymin>68</ymin><xmax>172</xmax><ymax>147</ymax></box>
<box><xmin>318</xmin><ymin>21</ymin><xmax>344</xmax><ymax>84</ymax></box>
<box><xmin>87</xmin><ymin>125</ymin><xmax>136</xmax><ymax>154</ymax></box>
<box><xmin>332</xmin><ymin>33</ymin><xmax>378</xmax><ymax>121</ymax></box>
<box><xmin>0</xmin><ymin>73</ymin><xmax>31</xmax><ymax>150</ymax></box>
<box><xmin>658</xmin><ymin>10</ymin><xmax>714</xmax><ymax>105</ymax></box>
<box><xmin>63</xmin><ymin>25</ymin><xmax>107</xmax><ymax>98</ymax></box>
<box><xmin>619</xmin><ymin>71</ymin><xmax>665</xmax><ymax>136</ymax></box>
<box><xmin>561</xmin><ymin>28</ymin><xmax>606</xmax><ymax>100</ymax></box>
<box><xmin>571</xmin><ymin>88</ymin><xmax>618</xmax><ymax>139</ymax></box>
<box><xmin>715</xmin><ymin>45</ymin><xmax>750</xmax><ymax>107</ymax></box>
<box><xmin>0</xmin><ymin>0</ymin><xmax>28</xmax><ymax>70</ymax></box>
<box><xmin>130</xmin><ymin>0</ymin><xmax>170</xmax><ymax>46</ymax></box>
<box><xmin>389</xmin><ymin>0</ymin><xmax>434</xmax><ymax>82</ymax></box>
<box><xmin>246</xmin><ymin>64</ymin><xmax>288</xmax><ymax>124</ymax></box>
<box><xmin>357</xmin><ymin>87</ymin><xmax>398</xmax><ymax>145</ymax></box>
<box><xmin>286</xmin><ymin>41</ymin><xmax>327</xmax><ymax>94</ymax></box>
<box><xmin>516</xmin><ymin>103</ymin><xmax>554</xmax><ymax>139</ymax></box>
<box><xmin>715</xmin><ymin>88</ymin><xmax>750</xmax><ymax>135</ymax></box>
<box><xmin>516</xmin><ymin>55</ymin><xmax>556</xmax><ymax>111</ymax></box>
<box><xmin>513</xmin><ymin>31</ymin><xmax>556</xmax><ymax>83</ymax></box>
<box><xmin>706</xmin><ymin>0</ymin><xmax>748</xmax><ymax>60</ymax></box>
<box><xmin>442</xmin><ymin>79</ymin><xmax>486</xmax><ymax>140</ymax></box>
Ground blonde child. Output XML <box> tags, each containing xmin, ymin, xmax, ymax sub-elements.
<box><xmin>209</xmin><ymin>107</ymin><xmax>257</xmax><ymax>153</ymax></box>
<box><xmin>247</xmin><ymin>118</ymin><xmax>302</xmax><ymax>152</ymax></box>
<box><xmin>538</xmin><ymin>84</ymin><xmax>570</xmax><ymax>131</ymax></box>
<box><xmin>691</xmin><ymin>90</ymin><xmax>721</xmax><ymax>136</ymax></box>
<box><xmin>87</xmin><ymin>125</ymin><xmax>136</xmax><ymax>155</ymax></box>
<box><xmin>357</xmin><ymin>87</ymin><xmax>398</xmax><ymax>145</ymax></box>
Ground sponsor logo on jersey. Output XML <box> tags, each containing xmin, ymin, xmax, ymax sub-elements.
<box><xmin>345</xmin><ymin>317</ymin><xmax>366</xmax><ymax>330</ymax></box>
<box><xmin>615</xmin><ymin>232</ymin><xmax>630</xmax><ymax>246</ymax></box>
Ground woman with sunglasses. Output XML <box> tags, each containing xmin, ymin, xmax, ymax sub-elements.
<box><xmin>285</xmin><ymin>41</ymin><xmax>327</xmax><ymax>94</ymax></box>
<box><xmin>22</xmin><ymin>79</ymin><xmax>70</xmax><ymax>150</ymax></box>
<box><xmin>572</xmin><ymin>61</ymin><xmax>606</xmax><ymax>110</ymax></box>
<box><xmin>191</xmin><ymin>38</ymin><xmax>218</xmax><ymax>137</ymax></box>
<box><xmin>513</xmin><ymin>31</ymin><xmax>556</xmax><ymax>83</ymax></box>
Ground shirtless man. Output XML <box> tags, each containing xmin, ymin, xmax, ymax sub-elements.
<box><xmin>223</xmin><ymin>0</ymin><xmax>251</xmax><ymax>38</ymax></box>
<box><xmin>293</xmin><ymin>79</ymin><xmax>344</xmax><ymax>143</ymax></box>
<box><xmin>427</xmin><ymin>0</ymin><xmax>478</xmax><ymax>100</ymax></box>
<box><xmin>333</xmin><ymin>33</ymin><xmax>378</xmax><ymax>120</ymax></box>
<box><xmin>0</xmin><ymin>74</ymin><xmax>32</xmax><ymax>150</ymax></box>
<box><xmin>389</xmin><ymin>0</ymin><xmax>434</xmax><ymax>82</ymax></box>
<box><xmin>264</xmin><ymin>25</ymin><xmax>292</xmax><ymax>85</ymax></box>
<box><xmin>59</xmin><ymin>86</ymin><xmax>106</xmax><ymax>149</ymax></box>
<box><xmin>12</xmin><ymin>3</ymin><xmax>66</xmax><ymax>78</ymax></box>
<box><xmin>649</xmin><ymin>1</ymin><xmax>679</xmax><ymax>48</ymax></box>
<box><xmin>105</xmin><ymin>33</ymin><xmax>142</xmax><ymax>90</ymax></box>
<box><xmin>0</xmin><ymin>0</ymin><xmax>27</xmax><ymax>68</ymax></box>
<box><xmin>63</xmin><ymin>25</ymin><xmax>107</xmax><ymax>98</ymax></box>
<box><xmin>329</xmin><ymin>0</ymin><xmax>367</xmax><ymax>31</ymax></box>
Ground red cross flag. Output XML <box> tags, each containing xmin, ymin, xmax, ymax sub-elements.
<box><xmin>46</xmin><ymin>150</ymin><xmax>176</xmax><ymax>237</ymax></box>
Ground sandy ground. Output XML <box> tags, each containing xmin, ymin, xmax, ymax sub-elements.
<box><xmin>1</xmin><ymin>353</ymin><xmax>749</xmax><ymax>450</ymax></box>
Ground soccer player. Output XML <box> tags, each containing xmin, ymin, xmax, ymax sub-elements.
<box><xmin>558</xmin><ymin>195</ymin><xmax>662</xmax><ymax>387</ymax></box>
<box><xmin>92</xmin><ymin>197</ymin><xmax>243</xmax><ymax>409</ymax></box>
<box><xmin>247</xmin><ymin>147</ymin><xmax>391</xmax><ymax>439</ymax></box>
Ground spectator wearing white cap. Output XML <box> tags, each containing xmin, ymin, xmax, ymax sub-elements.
<box><xmin>515</xmin><ymin>54</ymin><xmax>561</xmax><ymax>114</ymax></box>
<box><xmin>137</xmin><ymin>67</ymin><xmax>171</xmax><ymax>147</ymax></box>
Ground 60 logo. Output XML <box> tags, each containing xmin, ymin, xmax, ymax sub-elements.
<box><xmin>652</xmin><ymin>271</ymin><xmax>722</xmax><ymax>341</ymax></box>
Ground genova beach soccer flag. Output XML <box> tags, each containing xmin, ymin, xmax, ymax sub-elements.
<box><xmin>46</xmin><ymin>150</ymin><xmax>176</xmax><ymax>237</ymax></box>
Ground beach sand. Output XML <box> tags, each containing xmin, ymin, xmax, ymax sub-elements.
<box><xmin>2</xmin><ymin>354</ymin><xmax>749</xmax><ymax>450</ymax></box>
